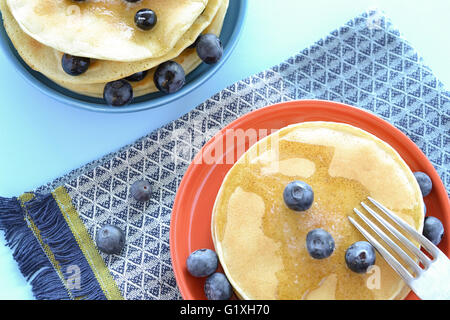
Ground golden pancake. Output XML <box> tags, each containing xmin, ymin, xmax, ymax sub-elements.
<box><xmin>52</xmin><ymin>0</ymin><xmax>228</xmax><ymax>98</ymax></box>
<box><xmin>0</xmin><ymin>0</ymin><xmax>222</xmax><ymax>84</ymax></box>
<box><xmin>212</xmin><ymin>121</ymin><xmax>424</xmax><ymax>300</ymax></box>
<box><xmin>6</xmin><ymin>0</ymin><xmax>208</xmax><ymax>62</ymax></box>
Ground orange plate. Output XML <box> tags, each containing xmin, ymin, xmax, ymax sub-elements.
<box><xmin>169</xmin><ymin>99</ymin><xmax>450</xmax><ymax>300</ymax></box>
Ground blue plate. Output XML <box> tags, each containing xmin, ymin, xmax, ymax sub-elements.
<box><xmin>0</xmin><ymin>1</ymin><xmax>247</xmax><ymax>113</ymax></box>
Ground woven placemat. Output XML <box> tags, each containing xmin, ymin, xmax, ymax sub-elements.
<box><xmin>2</xmin><ymin>10</ymin><xmax>449</xmax><ymax>300</ymax></box>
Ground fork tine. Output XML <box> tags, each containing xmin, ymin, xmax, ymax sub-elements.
<box><xmin>360</xmin><ymin>202</ymin><xmax>432</xmax><ymax>268</ymax></box>
<box><xmin>348</xmin><ymin>216</ymin><xmax>414</xmax><ymax>284</ymax></box>
<box><xmin>367</xmin><ymin>197</ymin><xmax>440</xmax><ymax>258</ymax></box>
<box><xmin>353</xmin><ymin>207</ymin><xmax>423</xmax><ymax>276</ymax></box>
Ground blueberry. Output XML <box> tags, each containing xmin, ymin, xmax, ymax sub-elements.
<box><xmin>423</xmin><ymin>216</ymin><xmax>444</xmax><ymax>245</ymax></box>
<box><xmin>130</xmin><ymin>179</ymin><xmax>152</xmax><ymax>202</ymax></box>
<box><xmin>414</xmin><ymin>171</ymin><xmax>432</xmax><ymax>197</ymax></box>
<box><xmin>204</xmin><ymin>273</ymin><xmax>233</xmax><ymax>300</ymax></box>
<box><xmin>306</xmin><ymin>229</ymin><xmax>335</xmax><ymax>259</ymax></box>
<box><xmin>96</xmin><ymin>225</ymin><xmax>125</xmax><ymax>255</ymax></box>
<box><xmin>345</xmin><ymin>241</ymin><xmax>376</xmax><ymax>273</ymax></box>
<box><xmin>196</xmin><ymin>33</ymin><xmax>223</xmax><ymax>64</ymax></box>
<box><xmin>125</xmin><ymin>70</ymin><xmax>148</xmax><ymax>82</ymax></box>
<box><xmin>103</xmin><ymin>80</ymin><xmax>133</xmax><ymax>107</ymax></box>
<box><xmin>283</xmin><ymin>181</ymin><xmax>314</xmax><ymax>211</ymax></box>
<box><xmin>61</xmin><ymin>54</ymin><xmax>90</xmax><ymax>76</ymax></box>
<box><xmin>154</xmin><ymin>61</ymin><xmax>186</xmax><ymax>94</ymax></box>
<box><xmin>186</xmin><ymin>249</ymin><xmax>218</xmax><ymax>278</ymax></box>
<box><xmin>135</xmin><ymin>9</ymin><xmax>157</xmax><ymax>31</ymax></box>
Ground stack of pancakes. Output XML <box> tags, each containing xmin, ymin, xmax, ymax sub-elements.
<box><xmin>0</xmin><ymin>0</ymin><xmax>228</xmax><ymax>101</ymax></box>
<box><xmin>212</xmin><ymin>122</ymin><xmax>425</xmax><ymax>300</ymax></box>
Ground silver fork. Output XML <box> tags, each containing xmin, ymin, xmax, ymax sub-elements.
<box><xmin>348</xmin><ymin>197</ymin><xmax>450</xmax><ymax>300</ymax></box>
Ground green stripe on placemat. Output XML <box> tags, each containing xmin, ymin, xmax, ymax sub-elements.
<box><xmin>52</xmin><ymin>187</ymin><xmax>123</xmax><ymax>300</ymax></box>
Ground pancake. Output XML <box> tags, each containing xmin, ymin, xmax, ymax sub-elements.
<box><xmin>6</xmin><ymin>0</ymin><xmax>208</xmax><ymax>62</ymax></box>
<box><xmin>211</xmin><ymin>122</ymin><xmax>424</xmax><ymax>300</ymax></box>
<box><xmin>51</xmin><ymin>0</ymin><xmax>229</xmax><ymax>98</ymax></box>
<box><xmin>57</xmin><ymin>47</ymin><xmax>203</xmax><ymax>98</ymax></box>
<box><xmin>0</xmin><ymin>0</ymin><xmax>222</xmax><ymax>85</ymax></box>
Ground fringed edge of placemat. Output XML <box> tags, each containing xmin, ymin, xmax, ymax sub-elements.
<box><xmin>0</xmin><ymin>188</ymin><xmax>123</xmax><ymax>300</ymax></box>
<box><xmin>0</xmin><ymin>196</ymin><xmax>70</xmax><ymax>299</ymax></box>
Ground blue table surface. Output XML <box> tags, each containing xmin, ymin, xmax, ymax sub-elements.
<box><xmin>0</xmin><ymin>0</ymin><xmax>449</xmax><ymax>300</ymax></box>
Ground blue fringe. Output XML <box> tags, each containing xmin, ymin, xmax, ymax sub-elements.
<box><xmin>25</xmin><ymin>193</ymin><xmax>107</xmax><ymax>300</ymax></box>
<box><xmin>0</xmin><ymin>194</ymin><xmax>108</xmax><ymax>300</ymax></box>
<box><xmin>0</xmin><ymin>196</ymin><xmax>70</xmax><ymax>300</ymax></box>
